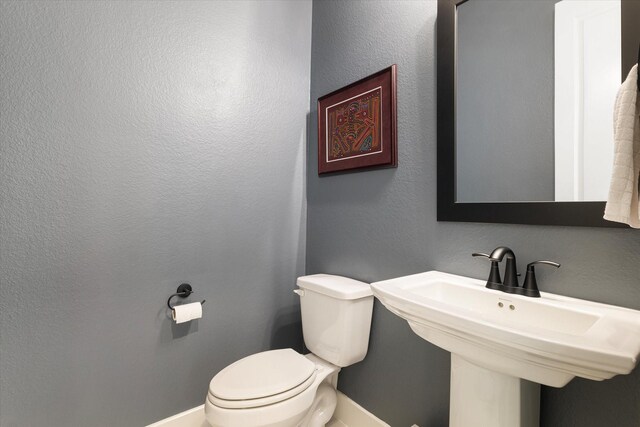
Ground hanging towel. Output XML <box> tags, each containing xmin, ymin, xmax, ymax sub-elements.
<box><xmin>604</xmin><ymin>64</ymin><xmax>640</xmax><ymax>228</ymax></box>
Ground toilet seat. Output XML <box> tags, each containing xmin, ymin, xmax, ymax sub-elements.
<box><xmin>208</xmin><ymin>372</ymin><xmax>317</xmax><ymax>409</ymax></box>
<box><xmin>208</xmin><ymin>349</ymin><xmax>317</xmax><ymax>409</ymax></box>
<box><xmin>205</xmin><ymin>353</ymin><xmax>340</xmax><ymax>427</ymax></box>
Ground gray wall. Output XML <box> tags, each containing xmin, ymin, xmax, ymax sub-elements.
<box><xmin>308</xmin><ymin>1</ymin><xmax>640</xmax><ymax>427</ymax></box>
<box><xmin>456</xmin><ymin>0</ymin><xmax>556</xmax><ymax>202</ymax></box>
<box><xmin>0</xmin><ymin>1</ymin><xmax>310</xmax><ymax>426</ymax></box>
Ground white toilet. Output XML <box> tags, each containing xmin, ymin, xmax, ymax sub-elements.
<box><xmin>205</xmin><ymin>274</ymin><xmax>374</xmax><ymax>427</ymax></box>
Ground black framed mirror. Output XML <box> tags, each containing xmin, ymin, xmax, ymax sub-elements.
<box><xmin>437</xmin><ymin>0</ymin><xmax>640</xmax><ymax>227</ymax></box>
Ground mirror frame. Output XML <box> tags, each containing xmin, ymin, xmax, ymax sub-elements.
<box><xmin>437</xmin><ymin>0</ymin><xmax>639</xmax><ymax>227</ymax></box>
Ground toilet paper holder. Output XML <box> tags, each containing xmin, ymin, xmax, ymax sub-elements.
<box><xmin>167</xmin><ymin>283</ymin><xmax>206</xmax><ymax>310</ymax></box>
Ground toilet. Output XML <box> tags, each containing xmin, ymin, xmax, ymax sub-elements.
<box><xmin>205</xmin><ymin>274</ymin><xmax>374</xmax><ymax>427</ymax></box>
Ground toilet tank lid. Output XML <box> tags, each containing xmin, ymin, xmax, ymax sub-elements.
<box><xmin>297</xmin><ymin>274</ymin><xmax>372</xmax><ymax>300</ymax></box>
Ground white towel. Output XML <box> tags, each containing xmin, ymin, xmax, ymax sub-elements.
<box><xmin>604</xmin><ymin>64</ymin><xmax>640</xmax><ymax>228</ymax></box>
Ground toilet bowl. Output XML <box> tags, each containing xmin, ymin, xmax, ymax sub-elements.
<box><xmin>205</xmin><ymin>352</ymin><xmax>338</xmax><ymax>427</ymax></box>
<box><xmin>205</xmin><ymin>274</ymin><xmax>373</xmax><ymax>427</ymax></box>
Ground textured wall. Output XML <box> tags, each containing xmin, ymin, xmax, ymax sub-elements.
<box><xmin>0</xmin><ymin>1</ymin><xmax>311</xmax><ymax>426</ymax></box>
<box><xmin>307</xmin><ymin>1</ymin><xmax>640</xmax><ymax>426</ymax></box>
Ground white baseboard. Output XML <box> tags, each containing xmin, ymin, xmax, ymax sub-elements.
<box><xmin>146</xmin><ymin>391</ymin><xmax>389</xmax><ymax>427</ymax></box>
<box><xmin>331</xmin><ymin>391</ymin><xmax>390</xmax><ymax>427</ymax></box>
<box><xmin>146</xmin><ymin>405</ymin><xmax>206</xmax><ymax>427</ymax></box>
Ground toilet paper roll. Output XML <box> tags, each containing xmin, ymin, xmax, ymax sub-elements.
<box><xmin>172</xmin><ymin>302</ymin><xmax>203</xmax><ymax>324</ymax></box>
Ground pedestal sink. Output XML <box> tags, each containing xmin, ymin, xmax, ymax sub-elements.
<box><xmin>371</xmin><ymin>271</ymin><xmax>640</xmax><ymax>427</ymax></box>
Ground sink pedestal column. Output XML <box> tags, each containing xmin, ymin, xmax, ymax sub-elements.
<box><xmin>450</xmin><ymin>354</ymin><xmax>540</xmax><ymax>427</ymax></box>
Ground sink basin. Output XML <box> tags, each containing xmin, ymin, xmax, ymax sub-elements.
<box><xmin>371</xmin><ymin>271</ymin><xmax>640</xmax><ymax>388</ymax></box>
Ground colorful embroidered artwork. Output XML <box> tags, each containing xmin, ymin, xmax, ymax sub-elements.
<box><xmin>325</xmin><ymin>88</ymin><xmax>382</xmax><ymax>162</ymax></box>
<box><xmin>317</xmin><ymin>65</ymin><xmax>396</xmax><ymax>174</ymax></box>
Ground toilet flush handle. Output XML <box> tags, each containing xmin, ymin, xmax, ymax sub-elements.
<box><xmin>293</xmin><ymin>289</ymin><xmax>305</xmax><ymax>297</ymax></box>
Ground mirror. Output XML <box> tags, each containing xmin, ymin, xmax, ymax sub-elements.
<box><xmin>437</xmin><ymin>0</ymin><xmax>640</xmax><ymax>226</ymax></box>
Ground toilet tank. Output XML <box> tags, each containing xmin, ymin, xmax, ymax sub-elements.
<box><xmin>296</xmin><ymin>274</ymin><xmax>373</xmax><ymax>367</ymax></box>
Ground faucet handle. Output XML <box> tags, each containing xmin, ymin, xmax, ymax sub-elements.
<box><xmin>472</xmin><ymin>252</ymin><xmax>491</xmax><ymax>258</ymax></box>
<box><xmin>472</xmin><ymin>252</ymin><xmax>502</xmax><ymax>290</ymax></box>
<box><xmin>527</xmin><ymin>260</ymin><xmax>561</xmax><ymax>269</ymax></box>
<box><xmin>521</xmin><ymin>260</ymin><xmax>561</xmax><ymax>297</ymax></box>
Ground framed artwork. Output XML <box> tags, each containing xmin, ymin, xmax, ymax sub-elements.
<box><xmin>317</xmin><ymin>65</ymin><xmax>397</xmax><ymax>174</ymax></box>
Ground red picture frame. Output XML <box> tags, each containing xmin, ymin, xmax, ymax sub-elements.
<box><xmin>317</xmin><ymin>65</ymin><xmax>397</xmax><ymax>174</ymax></box>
